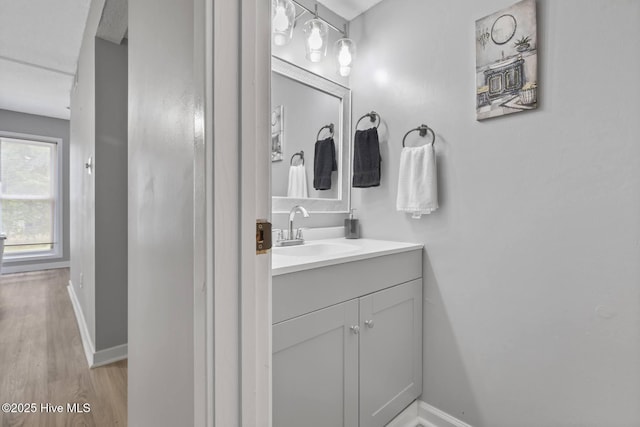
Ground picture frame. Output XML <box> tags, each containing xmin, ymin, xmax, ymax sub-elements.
<box><xmin>476</xmin><ymin>0</ymin><xmax>538</xmax><ymax>120</ymax></box>
<box><xmin>271</xmin><ymin>105</ymin><xmax>284</xmax><ymax>162</ymax></box>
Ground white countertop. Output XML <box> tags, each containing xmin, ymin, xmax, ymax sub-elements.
<box><xmin>272</xmin><ymin>238</ymin><xmax>423</xmax><ymax>276</ymax></box>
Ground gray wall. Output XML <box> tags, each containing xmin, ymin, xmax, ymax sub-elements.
<box><xmin>272</xmin><ymin>71</ymin><xmax>341</xmax><ymax>199</ymax></box>
<box><xmin>350</xmin><ymin>1</ymin><xmax>640</xmax><ymax>426</ymax></box>
<box><xmin>128</xmin><ymin>0</ymin><xmax>195</xmax><ymax>424</ymax></box>
<box><xmin>94</xmin><ymin>37</ymin><xmax>128</xmax><ymax>350</ymax></box>
<box><xmin>70</xmin><ymin>0</ymin><xmax>128</xmax><ymax>353</ymax></box>
<box><xmin>0</xmin><ymin>109</ymin><xmax>70</xmax><ymax>269</ymax></box>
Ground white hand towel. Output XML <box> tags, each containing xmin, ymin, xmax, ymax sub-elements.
<box><xmin>287</xmin><ymin>164</ymin><xmax>308</xmax><ymax>198</ymax></box>
<box><xmin>396</xmin><ymin>144</ymin><xmax>438</xmax><ymax>218</ymax></box>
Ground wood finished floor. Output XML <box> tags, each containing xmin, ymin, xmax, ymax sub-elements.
<box><xmin>0</xmin><ymin>269</ymin><xmax>127</xmax><ymax>427</ymax></box>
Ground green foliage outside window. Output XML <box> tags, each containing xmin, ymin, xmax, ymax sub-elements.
<box><xmin>1</xmin><ymin>137</ymin><xmax>56</xmax><ymax>254</ymax></box>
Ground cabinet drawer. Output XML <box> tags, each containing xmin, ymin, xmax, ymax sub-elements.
<box><xmin>273</xmin><ymin>249</ymin><xmax>422</xmax><ymax>324</ymax></box>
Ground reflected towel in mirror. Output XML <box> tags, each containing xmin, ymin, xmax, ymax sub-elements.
<box><xmin>287</xmin><ymin>164</ymin><xmax>308</xmax><ymax>198</ymax></box>
<box><xmin>313</xmin><ymin>137</ymin><xmax>337</xmax><ymax>190</ymax></box>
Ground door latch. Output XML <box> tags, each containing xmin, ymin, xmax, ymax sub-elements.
<box><xmin>256</xmin><ymin>219</ymin><xmax>272</xmax><ymax>255</ymax></box>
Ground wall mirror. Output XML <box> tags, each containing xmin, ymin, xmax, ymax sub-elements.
<box><xmin>271</xmin><ymin>56</ymin><xmax>351</xmax><ymax>213</ymax></box>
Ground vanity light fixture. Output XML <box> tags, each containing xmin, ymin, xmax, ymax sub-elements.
<box><xmin>272</xmin><ymin>0</ymin><xmax>296</xmax><ymax>46</ymax></box>
<box><xmin>335</xmin><ymin>25</ymin><xmax>355</xmax><ymax>77</ymax></box>
<box><xmin>303</xmin><ymin>6</ymin><xmax>328</xmax><ymax>63</ymax></box>
<box><xmin>272</xmin><ymin>0</ymin><xmax>355</xmax><ymax>74</ymax></box>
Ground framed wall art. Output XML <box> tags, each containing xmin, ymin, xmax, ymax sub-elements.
<box><xmin>476</xmin><ymin>0</ymin><xmax>538</xmax><ymax>120</ymax></box>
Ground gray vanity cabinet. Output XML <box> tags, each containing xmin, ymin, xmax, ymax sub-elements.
<box><xmin>273</xmin><ymin>300</ymin><xmax>359</xmax><ymax>427</ymax></box>
<box><xmin>359</xmin><ymin>279</ymin><xmax>423</xmax><ymax>427</ymax></box>
<box><xmin>273</xmin><ymin>248</ymin><xmax>423</xmax><ymax>427</ymax></box>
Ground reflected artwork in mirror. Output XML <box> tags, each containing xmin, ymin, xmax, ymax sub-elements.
<box><xmin>271</xmin><ymin>57</ymin><xmax>351</xmax><ymax>213</ymax></box>
<box><xmin>271</xmin><ymin>105</ymin><xmax>284</xmax><ymax>162</ymax></box>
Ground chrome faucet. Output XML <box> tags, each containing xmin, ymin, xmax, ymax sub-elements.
<box><xmin>288</xmin><ymin>205</ymin><xmax>309</xmax><ymax>240</ymax></box>
<box><xmin>276</xmin><ymin>205</ymin><xmax>310</xmax><ymax>247</ymax></box>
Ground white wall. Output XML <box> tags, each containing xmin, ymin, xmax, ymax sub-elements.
<box><xmin>0</xmin><ymin>109</ymin><xmax>70</xmax><ymax>270</ymax></box>
<box><xmin>350</xmin><ymin>1</ymin><xmax>640</xmax><ymax>426</ymax></box>
<box><xmin>70</xmin><ymin>0</ymin><xmax>104</xmax><ymax>346</ymax></box>
<box><xmin>70</xmin><ymin>0</ymin><xmax>127</xmax><ymax>355</ymax></box>
<box><xmin>128</xmin><ymin>0</ymin><xmax>195</xmax><ymax>424</ymax></box>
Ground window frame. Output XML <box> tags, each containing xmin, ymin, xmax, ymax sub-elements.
<box><xmin>0</xmin><ymin>130</ymin><xmax>63</xmax><ymax>262</ymax></box>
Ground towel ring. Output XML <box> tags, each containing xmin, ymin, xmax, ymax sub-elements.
<box><xmin>316</xmin><ymin>123</ymin><xmax>334</xmax><ymax>141</ymax></box>
<box><xmin>356</xmin><ymin>111</ymin><xmax>380</xmax><ymax>130</ymax></box>
<box><xmin>402</xmin><ymin>124</ymin><xmax>435</xmax><ymax>147</ymax></box>
<box><xmin>290</xmin><ymin>150</ymin><xmax>304</xmax><ymax>166</ymax></box>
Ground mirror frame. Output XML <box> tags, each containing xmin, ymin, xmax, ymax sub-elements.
<box><xmin>272</xmin><ymin>56</ymin><xmax>351</xmax><ymax>213</ymax></box>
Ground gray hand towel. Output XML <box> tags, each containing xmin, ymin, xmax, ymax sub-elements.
<box><xmin>352</xmin><ymin>127</ymin><xmax>381</xmax><ymax>188</ymax></box>
<box><xmin>313</xmin><ymin>137</ymin><xmax>337</xmax><ymax>190</ymax></box>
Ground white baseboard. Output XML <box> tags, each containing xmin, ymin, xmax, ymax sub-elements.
<box><xmin>67</xmin><ymin>281</ymin><xmax>127</xmax><ymax>368</ymax></box>
<box><xmin>67</xmin><ymin>281</ymin><xmax>95</xmax><ymax>366</ymax></box>
<box><xmin>2</xmin><ymin>261</ymin><xmax>70</xmax><ymax>274</ymax></box>
<box><xmin>418</xmin><ymin>401</ymin><xmax>473</xmax><ymax>427</ymax></box>
<box><xmin>385</xmin><ymin>400</ymin><xmax>473</xmax><ymax>427</ymax></box>
<box><xmin>386</xmin><ymin>401</ymin><xmax>420</xmax><ymax>427</ymax></box>
<box><xmin>93</xmin><ymin>343</ymin><xmax>128</xmax><ymax>367</ymax></box>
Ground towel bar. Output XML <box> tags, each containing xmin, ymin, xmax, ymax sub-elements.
<box><xmin>355</xmin><ymin>111</ymin><xmax>380</xmax><ymax>130</ymax></box>
<box><xmin>290</xmin><ymin>150</ymin><xmax>304</xmax><ymax>165</ymax></box>
<box><xmin>402</xmin><ymin>124</ymin><xmax>435</xmax><ymax>147</ymax></box>
<box><xmin>316</xmin><ymin>123</ymin><xmax>334</xmax><ymax>141</ymax></box>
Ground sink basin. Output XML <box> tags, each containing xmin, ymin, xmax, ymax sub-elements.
<box><xmin>271</xmin><ymin>237</ymin><xmax>424</xmax><ymax>276</ymax></box>
<box><xmin>273</xmin><ymin>241</ymin><xmax>359</xmax><ymax>257</ymax></box>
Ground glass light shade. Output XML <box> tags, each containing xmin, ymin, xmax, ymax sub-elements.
<box><xmin>334</xmin><ymin>38</ymin><xmax>356</xmax><ymax>77</ymax></box>
<box><xmin>303</xmin><ymin>19</ymin><xmax>328</xmax><ymax>62</ymax></box>
<box><xmin>271</xmin><ymin>0</ymin><xmax>295</xmax><ymax>46</ymax></box>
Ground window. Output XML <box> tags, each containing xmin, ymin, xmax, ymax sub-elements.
<box><xmin>0</xmin><ymin>132</ymin><xmax>62</xmax><ymax>260</ymax></box>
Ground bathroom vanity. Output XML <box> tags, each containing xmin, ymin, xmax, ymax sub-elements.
<box><xmin>270</xmin><ymin>19</ymin><xmax>423</xmax><ymax>426</ymax></box>
<box><xmin>272</xmin><ymin>238</ymin><xmax>423</xmax><ymax>427</ymax></box>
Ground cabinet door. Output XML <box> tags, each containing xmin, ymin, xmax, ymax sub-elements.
<box><xmin>359</xmin><ymin>279</ymin><xmax>423</xmax><ymax>427</ymax></box>
<box><xmin>273</xmin><ymin>300</ymin><xmax>359</xmax><ymax>427</ymax></box>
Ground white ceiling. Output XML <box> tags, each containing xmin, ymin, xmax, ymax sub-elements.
<box><xmin>318</xmin><ymin>0</ymin><xmax>385</xmax><ymax>20</ymax></box>
<box><xmin>0</xmin><ymin>0</ymin><xmax>372</xmax><ymax>121</ymax></box>
<box><xmin>0</xmin><ymin>0</ymin><xmax>91</xmax><ymax>120</ymax></box>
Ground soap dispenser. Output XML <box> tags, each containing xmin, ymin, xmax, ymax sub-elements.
<box><xmin>344</xmin><ymin>209</ymin><xmax>360</xmax><ymax>239</ymax></box>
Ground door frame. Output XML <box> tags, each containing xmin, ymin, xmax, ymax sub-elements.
<box><xmin>193</xmin><ymin>0</ymin><xmax>272</xmax><ymax>426</ymax></box>
<box><xmin>239</xmin><ymin>0</ymin><xmax>272</xmax><ymax>425</ymax></box>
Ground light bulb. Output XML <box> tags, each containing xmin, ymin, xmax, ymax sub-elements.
<box><xmin>273</xmin><ymin>5</ymin><xmax>289</xmax><ymax>32</ymax></box>
<box><xmin>272</xmin><ymin>0</ymin><xmax>294</xmax><ymax>46</ymax></box>
<box><xmin>304</xmin><ymin>19</ymin><xmax>327</xmax><ymax>63</ymax></box>
<box><xmin>335</xmin><ymin>38</ymin><xmax>355</xmax><ymax>77</ymax></box>
<box><xmin>308</xmin><ymin>27</ymin><xmax>323</xmax><ymax>50</ymax></box>
<box><xmin>338</xmin><ymin>45</ymin><xmax>352</xmax><ymax>67</ymax></box>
